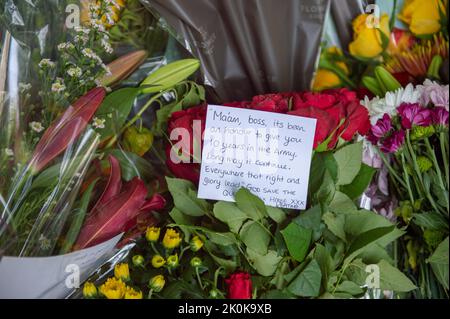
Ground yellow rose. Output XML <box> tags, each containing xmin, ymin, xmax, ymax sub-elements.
<box><xmin>398</xmin><ymin>0</ymin><xmax>446</xmax><ymax>36</ymax></box>
<box><xmin>145</xmin><ymin>226</ymin><xmax>161</xmax><ymax>242</ymax></box>
<box><xmin>80</xmin><ymin>0</ymin><xmax>125</xmax><ymax>28</ymax></box>
<box><xmin>114</xmin><ymin>263</ymin><xmax>130</xmax><ymax>282</ymax></box>
<box><xmin>99</xmin><ymin>278</ymin><xmax>126</xmax><ymax>299</ymax></box>
<box><xmin>162</xmin><ymin>229</ymin><xmax>182</xmax><ymax>249</ymax></box>
<box><xmin>124</xmin><ymin>286</ymin><xmax>143</xmax><ymax>299</ymax></box>
<box><xmin>312</xmin><ymin>47</ymin><xmax>349</xmax><ymax>91</ymax></box>
<box><xmin>349</xmin><ymin>13</ymin><xmax>390</xmax><ymax>59</ymax></box>
<box><xmin>149</xmin><ymin>275</ymin><xmax>166</xmax><ymax>293</ymax></box>
<box><xmin>190</xmin><ymin>236</ymin><xmax>204</xmax><ymax>252</ymax></box>
<box><xmin>82</xmin><ymin>282</ymin><xmax>97</xmax><ymax>299</ymax></box>
<box><xmin>151</xmin><ymin>255</ymin><xmax>166</xmax><ymax>268</ymax></box>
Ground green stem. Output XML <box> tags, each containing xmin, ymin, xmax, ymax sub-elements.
<box><xmin>376</xmin><ymin>148</ymin><xmax>408</xmax><ymax>189</ymax></box>
<box><xmin>147</xmin><ymin>289</ymin><xmax>153</xmax><ymax>299</ymax></box>
<box><xmin>150</xmin><ymin>242</ymin><xmax>160</xmax><ymax>256</ymax></box>
<box><xmin>400</xmin><ymin>152</ymin><xmax>415</xmax><ymax>204</ymax></box>
<box><xmin>195</xmin><ymin>267</ymin><xmax>205</xmax><ymax>290</ymax></box>
<box><xmin>425</xmin><ymin>137</ymin><xmax>449</xmax><ymax>211</ymax></box>
<box><xmin>440</xmin><ymin>132</ymin><xmax>449</xmax><ymax>190</ymax></box>
<box><xmin>178</xmin><ymin>246</ymin><xmax>190</xmax><ymax>261</ymax></box>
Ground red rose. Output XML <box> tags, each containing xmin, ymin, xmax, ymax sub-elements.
<box><xmin>249</xmin><ymin>94</ymin><xmax>289</xmax><ymax>113</ymax></box>
<box><xmin>166</xmin><ymin>104</ymin><xmax>207</xmax><ymax>184</ymax></box>
<box><xmin>225</xmin><ymin>272</ymin><xmax>252</xmax><ymax>299</ymax></box>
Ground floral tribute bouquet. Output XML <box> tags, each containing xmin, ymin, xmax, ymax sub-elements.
<box><xmin>0</xmin><ymin>1</ymin><xmax>203</xmax><ymax>261</ymax></box>
<box><xmin>79</xmin><ymin>89</ymin><xmax>416</xmax><ymax>299</ymax></box>
<box><xmin>364</xmin><ymin>80</ymin><xmax>449</xmax><ymax>298</ymax></box>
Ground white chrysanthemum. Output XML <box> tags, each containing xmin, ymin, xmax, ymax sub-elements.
<box><xmin>4</xmin><ymin>148</ymin><xmax>14</xmax><ymax>157</ymax></box>
<box><xmin>74</xmin><ymin>34</ymin><xmax>89</xmax><ymax>44</ymax></box>
<box><xmin>30</xmin><ymin>121</ymin><xmax>45</xmax><ymax>133</ymax></box>
<box><xmin>67</xmin><ymin>67</ymin><xmax>82</xmax><ymax>78</ymax></box>
<box><xmin>51</xmin><ymin>82</ymin><xmax>66</xmax><ymax>93</ymax></box>
<box><xmin>92</xmin><ymin>117</ymin><xmax>106</xmax><ymax>129</ymax></box>
<box><xmin>361</xmin><ymin>84</ymin><xmax>421</xmax><ymax>125</ymax></box>
<box><xmin>58</xmin><ymin>42</ymin><xmax>75</xmax><ymax>51</ymax></box>
<box><xmin>38</xmin><ymin>59</ymin><xmax>56</xmax><ymax>69</ymax></box>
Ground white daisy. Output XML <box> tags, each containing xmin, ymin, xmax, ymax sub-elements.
<box><xmin>92</xmin><ymin>117</ymin><xmax>106</xmax><ymax>129</ymax></box>
<box><xmin>38</xmin><ymin>59</ymin><xmax>56</xmax><ymax>69</ymax></box>
<box><xmin>67</xmin><ymin>67</ymin><xmax>82</xmax><ymax>78</ymax></box>
<box><xmin>30</xmin><ymin>121</ymin><xmax>45</xmax><ymax>133</ymax></box>
<box><xmin>51</xmin><ymin>82</ymin><xmax>66</xmax><ymax>93</ymax></box>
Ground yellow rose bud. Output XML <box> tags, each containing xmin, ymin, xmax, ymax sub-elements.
<box><xmin>114</xmin><ymin>263</ymin><xmax>130</xmax><ymax>282</ymax></box>
<box><xmin>398</xmin><ymin>0</ymin><xmax>445</xmax><ymax>36</ymax></box>
<box><xmin>349</xmin><ymin>13</ymin><xmax>390</xmax><ymax>59</ymax></box>
<box><xmin>162</xmin><ymin>228</ymin><xmax>182</xmax><ymax>249</ymax></box>
<box><xmin>313</xmin><ymin>46</ymin><xmax>349</xmax><ymax>91</ymax></box>
<box><xmin>190</xmin><ymin>236</ymin><xmax>204</xmax><ymax>252</ymax></box>
<box><xmin>190</xmin><ymin>257</ymin><xmax>202</xmax><ymax>268</ymax></box>
<box><xmin>132</xmin><ymin>255</ymin><xmax>145</xmax><ymax>268</ymax></box>
<box><xmin>82</xmin><ymin>282</ymin><xmax>97</xmax><ymax>299</ymax></box>
<box><xmin>145</xmin><ymin>226</ymin><xmax>161</xmax><ymax>242</ymax></box>
<box><xmin>167</xmin><ymin>254</ymin><xmax>179</xmax><ymax>268</ymax></box>
<box><xmin>124</xmin><ymin>286</ymin><xmax>143</xmax><ymax>299</ymax></box>
<box><xmin>99</xmin><ymin>278</ymin><xmax>126</xmax><ymax>299</ymax></box>
<box><xmin>151</xmin><ymin>255</ymin><xmax>166</xmax><ymax>268</ymax></box>
<box><xmin>149</xmin><ymin>275</ymin><xmax>166</xmax><ymax>293</ymax></box>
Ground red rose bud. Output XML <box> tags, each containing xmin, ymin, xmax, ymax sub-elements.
<box><xmin>225</xmin><ymin>272</ymin><xmax>252</xmax><ymax>299</ymax></box>
<box><xmin>30</xmin><ymin>87</ymin><xmax>106</xmax><ymax>173</ymax></box>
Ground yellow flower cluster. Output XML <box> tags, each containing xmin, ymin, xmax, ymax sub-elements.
<box><xmin>83</xmin><ymin>263</ymin><xmax>143</xmax><ymax>299</ymax></box>
<box><xmin>81</xmin><ymin>0</ymin><xmax>126</xmax><ymax>29</ymax></box>
<box><xmin>398</xmin><ymin>0</ymin><xmax>447</xmax><ymax>36</ymax></box>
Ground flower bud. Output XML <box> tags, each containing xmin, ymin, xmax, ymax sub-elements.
<box><xmin>114</xmin><ymin>263</ymin><xmax>130</xmax><ymax>282</ymax></box>
<box><xmin>190</xmin><ymin>236</ymin><xmax>204</xmax><ymax>252</ymax></box>
<box><xmin>145</xmin><ymin>226</ymin><xmax>161</xmax><ymax>242</ymax></box>
<box><xmin>149</xmin><ymin>275</ymin><xmax>166</xmax><ymax>293</ymax></box>
<box><xmin>416</xmin><ymin>156</ymin><xmax>433</xmax><ymax>173</ymax></box>
<box><xmin>151</xmin><ymin>255</ymin><xmax>166</xmax><ymax>268</ymax></box>
<box><xmin>162</xmin><ymin>229</ymin><xmax>182</xmax><ymax>249</ymax></box>
<box><xmin>82</xmin><ymin>282</ymin><xmax>98</xmax><ymax>299</ymax></box>
<box><xmin>190</xmin><ymin>257</ymin><xmax>202</xmax><ymax>268</ymax></box>
<box><xmin>132</xmin><ymin>255</ymin><xmax>145</xmax><ymax>268</ymax></box>
<box><xmin>167</xmin><ymin>254</ymin><xmax>179</xmax><ymax>268</ymax></box>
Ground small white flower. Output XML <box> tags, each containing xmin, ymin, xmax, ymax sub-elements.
<box><xmin>51</xmin><ymin>82</ymin><xmax>66</xmax><ymax>93</ymax></box>
<box><xmin>19</xmin><ymin>82</ymin><xmax>32</xmax><ymax>92</ymax></box>
<box><xmin>74</xmin><ymin>34</ymin><xmax>89</xmax><ymax>44</ymax></box>
<box><xmin>38</xmin><ymin>59</ymin><xmax>55</xmax><ymax>69</ymax></box>
<box><xmin>57</xmin><ymin>42</ymin><xmax>75</xmax><ymax>51</ymax></box>
<box><xmin>4</xmin><ymin>148</ymin><xmax>14</xmax><ymax>157</ymax></box>
<box><xmin>101</xmin><ymin>39</ymin><xmax>113</xmax><ymax>54</ymax></box>
<box><xmin>92</xmin><ymin>117</ymin><xmax>106</xmax><ymax>129</ymax></box>
<box><xmin>30</xmin><ymin>121</ymin><xmax>45</xmax><ymax>133</ymax></box>
<box><xmin>67</xmin><ymin>67</ymin><xmax>82</xmax><ymax>78</ymax></box>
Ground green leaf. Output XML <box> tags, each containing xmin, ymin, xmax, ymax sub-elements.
<box><xmin>209</xmin><ymin>252</ymin><xmax>237</xmax><ymax>273</ymax></box>
<box><xmin>213</xmin><ymin>201</ymin><xmax>248</xmax><ymax>233</ymax></box>
<box><xmin>246</xmin><ymin>248</ymin><xmax>282</xmax><ymax>277</ymax></box>
<box><xmin>287</xmin><ymin>260</ymin><xmax>322</xmax><ymax>297</ymax></box>
<box><xmin>154</xmin><ymin>100</ymin><xmax>183</xmax><ymax>135</ymax></box>
<box><xmin>106</xmin><ymin>149</ymin><xmax>154</xmax><ymax>182</ymax></box>
<box><xmin>334</xmin><ymin>142</ymin><xmax>362</xmax><ymax>185</ymax></box>
<box><xmin>140</xmin><ymin>59</ymin><xmax>200</xmax><ymax>94</ymax></box>
<box><xmin>293</xmin><ymin>205</ymin><xmax>324</xmax><ymax>241</ymax></box>
<box><xmin>281</xmin><ymin>223</ymin><xmax>312</xmax><ymax>262</ymax></box>
<box><xmin>59</xmin><ymin>180</ymin><xmax>98</xmax><ymax>254</ymax></box>
<box><xmin>427</xmin><ymin>237</ymin><xmax>449</xmax><ymax>290</ymax></box>
<box><xmin>345</xmin><ymin>226</ymin><xmax>396</xmax><ymax>263</ymax></box>
<box><xmin>329</xmin><ymin>191</ymin><xmax>357</xmax><ymax>215</ymax></box>
<box><xmin>314</xmin><ymin>244</ymin><xmax>333</xmax><ymax>288</ymax></box>
<box><xmin>266</xmin><ymin>206</ymin><xmax>287</xmax><ymax>224</ymax></box>
<box><xmin>378</xmin><ymin>259</ymin><xmax>417</xmax><ymax>292</ymax></box>
<box><xmin>413</xmin><ymin>212</ymin><xmax>449</xmax><ymax>231</ymax></box>
<box><xmin>94</xmin><ymin>88</ymin><xmax>140</xmax><ymax>142</ymax></box>
<box><xmin>316</xmin><ymin>170</ymin><xmax>336</xmax><ymax>204</ymax></box>
<box><xmin>335</xmin><ymin>281</ymin><xmax>364</xmax><ymax>296</ymax></box>
<box><xmin>166</xmin><ymin>177</ymin><xmax>209</xmax><ymax>216</ymax></box>
<box><xmin>323</xmin><ymin>212</ymin><xmax>346</xmax><ymax>242</ymax></box>
<box><xmin>340</xmin><ymin>164</ymin><xmax>376</xmax><ymax>200</ymax></box>
<box><xmin>235</xmin><ymin>188</ymin><xmax>267</xmax><ymax>221</ymax></box>
<box><xmin>344</xmin><ymin>209</ymin><xmax>395</xmax><ymax>237</ymax></box>
<box><xmin>207</xmin><ymin>232</ymin><xmax>237</xmax><ymax>246</ymax></box>
<box><xmin>169</xmin><ymin>207</ymin><xmax>197</xmax><ymax>240</ymax></box>
<box><xmin>240</xmin><ymin>221</ymin><xmax>270</xmax><ymax>255</ymax></box>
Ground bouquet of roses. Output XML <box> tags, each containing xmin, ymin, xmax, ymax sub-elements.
<box><xmin>364</xmin><ymin>80</ymin><xmax>449</xmax><ymax>298</ymax></box>
<box><xmin>78</xmin><ymin>88</ymin><xmax>416</xmax><ymax>299</ymax></box>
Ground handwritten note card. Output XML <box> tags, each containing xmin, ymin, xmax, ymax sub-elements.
<box><xmin>198</xmin><ymin>105</ymin><xmax>317</xmax><ymax>210</ymax></box>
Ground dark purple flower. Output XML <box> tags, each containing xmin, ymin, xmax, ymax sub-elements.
<box><xmin>381</xmin><ymin>130</ymin><xmax>405</xmax><ymax>154</ymax></box>
<box><xmin>431</xmin><ymin>107</ymin><xmax>449</xmax><ymax>126</ymax></box>
<box><xmin>368</xmin><ymin>114</ymin><xmax>392</xmax><ymax>144</ymax></box>
<box><xmin>397</xmin><ymin>103</ymin><xmax>432</xmax><ymax>129</ymax></box>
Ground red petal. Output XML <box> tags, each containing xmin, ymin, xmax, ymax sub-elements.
<box><xmin>93</xmin><ymin>155</ymin><xmax>122</xmax><ymax>210</ymax></box>
<box><xmin>75</xmin><ymin>177</ymin><xmax>147</xmax><ymax>249</ymax></box>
